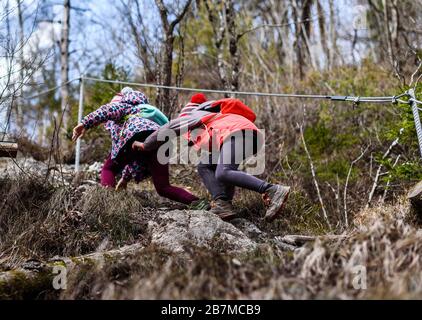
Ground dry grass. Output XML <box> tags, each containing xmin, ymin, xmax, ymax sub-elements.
<box><xmin>233</xmin><ymin>187</ymin><xmax>328</xmax><ymax>237</ymax></box>
<box><xmin>0</xmin><ymin>175</ymin><xmax>161</xmax><ymax>269</ymax></box>
<box><xmin>1</xmin><ymin>175</ymin><xmax>422</xmax><ymax>299</ymax></box>
<box><xmin>59</xmin><ymin>200</ymin><xmax>422</xmax><ymax>300</ymax></box>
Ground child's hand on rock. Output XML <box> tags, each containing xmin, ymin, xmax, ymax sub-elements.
<box><xmin>115</xmin><ymin>178</ymin><xmax>128</xmax><ymax>191</ymax></box>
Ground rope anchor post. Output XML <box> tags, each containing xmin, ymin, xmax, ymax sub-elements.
<box><xmin>409</xmin><ymin>89</ymin><xmax>422</xmax><ymax>158</ymax></box>
<box><xmin>74</xmin><ymin>77</ymin><xmax>85</xmax><ymax>172</ymax></box>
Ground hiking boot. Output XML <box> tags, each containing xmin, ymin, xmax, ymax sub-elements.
<box><xmin>211</xmin><ymin>199</ymin><xmax>237</xmax><ymax>221</ymax></box>
<box><xmin>189</xmin><ymin>198</ymin><xmax>211</xmax><ymax>210</ymax></box>
<box><xmin>263</xmin><ymin>185</ymin><xmax>291</xmax><ymax>222</ymax></box>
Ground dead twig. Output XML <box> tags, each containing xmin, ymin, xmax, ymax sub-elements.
<box><xmin>381</xmin><ymin>154</ymin><xmax>401</xmax><ymax>202</ymax></box>
<box><xmin>344</xmin><ymin>145</ymin><xmax>369</xmax><ymax>228</ymax></box>
<box><xmin>366</xmin><ymin>129</ymin><xmax>403</xmax><ymax>209</ymax></box>
<box><xmin>298</xmin><ymin>124</ymin><xmax>331</xmax><ymax>230</ymax></box>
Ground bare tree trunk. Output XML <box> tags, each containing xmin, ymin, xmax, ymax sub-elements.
<box><xmin>16</xmin><ymin>0</ymin><xmax>24</xmax><ymax>131</ymax></box>
<box><xmin>290</xmin><ymin>0</ymin><xmax>305</xmax><ymax>79</ymax></box>
<box><xmin>225</xmin><ymin>0</ymin><xmax>240</xmax><ymax>92</ymax></box>
<box><xmin>328</xmin><ymin>0</ymin><xmax>338</xmax><ymax>70</ymax></box>
<box><xmin>60</xmin><ymin>0</ymin><xmax>71</xmax><ymax>152</ymax></box>
<box><xmin>390</xmin><ymin>0</ymin><xmax>399</xmax><ymax>49</ymax></box>
<box><xmin>274</xmin><ymin>1</ymin><xmax>289</xmax><ymax>66</ymax></box>
<box><xmin>291</xmin><ymin>0</ymin><xmax>317</xmax><ymax>72</ymax></box>
<box><xmin>382</xmin><ymin>0</ymin><xmax>394</xmax><ymax>67</ymax></box>
<box><xmin>161</xmin><ymin>34</ymin><xmax>175</xmax><ymax>113</ymax></box>
<box><xmin>126</xmin><ymin>0</ymin><xmax>155</xmax><ymax>83</ymax></box>
<box><xmin>317</xmin><ymin>0</ymin><xmax>329</xmax><ymax>69</ymax></box>
<box><xmin>172</xmin><ymin>30</ymin><xmax>185</xmax><ymax>108</ymax></box>
<box><xmin>389</xmin><ymin>0</ymin><xmax>401</xmax><ymax>73</ymax></box>
<box><xmin>204</xmin><ymin>0</ymin><xmax>229</xmax><ymax>92</ymax></box>
<box><xmin>155</xmin><ymin>0</ymin><xmax>192</xmax><ymax>117</ymax></box>
<box><xmin>2</xmin><ymin>0</ymin><xmax>15</xmax><ymax>139</ymax></box>
<box><xmin>367</xmin><ymin>0</ymin><xmax>386</xmax><ymax>63</ymax></box>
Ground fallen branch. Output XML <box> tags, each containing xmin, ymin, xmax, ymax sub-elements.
<box><xmin>0</xmin><ymin>141</ymin><xmax>18</xmax><ymax>158</ymax></box>
<box><xmin>0</xmin><ymin>243</ymin><xmax>144</xmax><ymax>299</ymax></box>
<box><xmin>279</xmin><ymin>234</ymin><xmax>348</xmax><ymax>246</ymax></box>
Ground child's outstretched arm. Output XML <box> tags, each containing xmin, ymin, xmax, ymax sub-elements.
<box><xmin>80</xmin><ymin>103</ymin><xmax>132</xmax><ymax>129</ymax></box>
<box><xmin>72</xmin><ymin>123</ymin><xmax>87</xmax><ymax>141</ymax></box>
<box><xmin>72</xmin><ymin>102</ymin><xmax>134</xmax><ymax>142</ymax></box>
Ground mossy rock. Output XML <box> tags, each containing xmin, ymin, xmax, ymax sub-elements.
<box><xmin>408</xmin><ymin>181</ymin><xmax>422</xmax><ymax>217</ymax></box>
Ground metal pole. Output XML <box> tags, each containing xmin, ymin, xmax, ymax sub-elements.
<box><xmin>409</xmin><ymin>89</ymin><xmax>422</xmax><ymax>158</ymax></box>
<box><xmin>75</xmin><ymin>77</ymin><xmax>84</xmax><ymax>172</ymax></box>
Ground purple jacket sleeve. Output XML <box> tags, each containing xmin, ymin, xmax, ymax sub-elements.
<box><xmin>121</xmin><ymin>164</ymin><xmax>134</xmax><ymax>182</ymax></box>
<box><xmin>81</xmin><ymin>102</ymin><xmax>132</xmax><ymax>129</ymax></box>
<box><xmin>121</xmin><ymin>160</ymin><xmax>147</xmax><ymax>182</ymax></box>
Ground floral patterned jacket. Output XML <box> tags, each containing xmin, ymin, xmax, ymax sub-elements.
<box><xmin>81</xmin><ymin>91</ymin><xmax>162</xmax><ymax>182</ymax></box>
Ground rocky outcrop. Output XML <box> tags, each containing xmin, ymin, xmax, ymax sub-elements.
<box><xmin>231</xmin><ymin>218</ymin><xmax>267</xmax><ymax>242</ymax></box>
<box><xmin>0</xmin><ymin>157</ymin><xmax>101</xmax><ymax>185</ymax></box>
<box><xmin>148</xmin><ymin>210</ymin><xmax>257</xmax><ymax>254</ymax></box>
<box><xmin>408</xmin><ymin>181</ymin><xmax>422</xmax><ymax>216</ymax></box>
<box><xmin>0</xmin><ymin>206</ymin><xmax>308</xmax><ymax>299</ymax></box>
<box><xmin>147</xmin><ymin>211</ymin><xmax>303</xmax><ymax>254</ymax></box>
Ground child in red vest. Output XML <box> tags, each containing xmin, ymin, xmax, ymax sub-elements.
<box><xmin>134</xmin><ymin>94</ymin><xmax>290</xmax><ymax>221</ymax></box>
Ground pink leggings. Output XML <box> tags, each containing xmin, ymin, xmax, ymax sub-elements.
<box><xmin>101</xmin><ymin>153</ymin><xmax>198</xmax><ymax>205</ymax></box>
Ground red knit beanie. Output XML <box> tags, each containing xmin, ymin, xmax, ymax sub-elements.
<box><xmin>190</xmin><ymin>93</ymin><xmax>207</xmax><ymax>104</ymax></box>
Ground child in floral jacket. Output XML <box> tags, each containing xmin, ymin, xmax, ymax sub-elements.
<box><xmin>72</xmin><ymin>88</ymin><xmax>199</xmax><ymax>205</ymax></box>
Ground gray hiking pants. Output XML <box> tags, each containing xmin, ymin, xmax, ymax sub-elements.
<box><xmin>197</xmin><ymin>130</ymin><xmax>270</xmax><ymax>201</ymax></box>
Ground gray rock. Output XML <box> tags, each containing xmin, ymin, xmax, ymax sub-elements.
<box><xmin>87</xmin><ymin>162</ymin><xmax>102</xmax><ymax>172</ymax></box>
<box><xmin>231</xmin><ymin>218</ymin><xmax>297</xmax><ymax>251</ymax></box>
<box><xmin>230</xmin><ymin>218</ymin><xmax>266</xmax><ymax>242</ymax></box>
<box><xmin>273</xmin><ymin>237</ymin><xmax>298</xmax><ymax>251</ymax></box>
<box><xmin>148</xmin><ymin>210</ymin><xmax>257</xmax><ymax>254</ymax></box>
<box><xmin>0</xmin><ymin>157</ymin><xmax>101</xmax><ymax>187</ymax></box>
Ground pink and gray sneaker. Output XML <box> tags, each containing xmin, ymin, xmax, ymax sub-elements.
<box><xmin>263</xmin><ymin>185</ymin><xmax>291</xmax><ymax>222</ymax></box>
